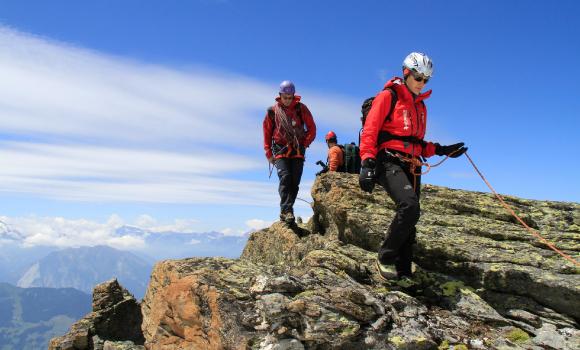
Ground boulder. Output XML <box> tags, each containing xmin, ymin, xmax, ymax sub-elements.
<box><xmin>49</xmin><ymin>278</ymin><xmax>144</xmax><ymax>350</ymax></box>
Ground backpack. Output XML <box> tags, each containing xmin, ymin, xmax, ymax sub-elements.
<box><xmin>360</xmin><ymin>88</ymin><xmax>397</xmax><ymax>128</ymax></box>
<box><xmin>360</xmin><ymin>88</ymin><xmax>428</xmax><ymax>149</ymax></box>
<box><xmin>341</xmin><ymin>143</ymin><xmax>361</xmax><ymax>174</ymax></box>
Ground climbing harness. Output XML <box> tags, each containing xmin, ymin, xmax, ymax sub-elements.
<box><xmin>384</xmin><ymin>149</ymin><xmax>454</xmax><ymax>192</ymax></box>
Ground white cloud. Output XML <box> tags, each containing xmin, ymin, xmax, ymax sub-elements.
<box><xmin>0</xmin><ymin>214</ymin><xmax>223</xmax><ymax>248</ymax></box>
<box><xmin>143</xmin><ymin>219</ymin><xmax>200</xmax><ymax>233</ymax></box>
<box><xmin>244</xmin><ymin>219</ymin><xmax>273</xmax><ymax>231</ymax></box>
<box><xmin>107</xmin><ymin>235</ymin><xmax>146</xmax><ymax>249</ymax></box>
<box><xmin>188</xmin><ymin>239</ymin><xmax>201</xmax><ymax>245</ymax></box>
<box><xmin>0</xmin><ymin>26</ymin><xmax>359</xmax><ymax>206</ymax></box>
<box><xmin>1</xmin><ymin>214</ymin><xmax>127</xmax><ymax>248</ymax></box>
<box><xmin>134</xmin><ymin>215</ymin><xmax>157</xmax><ymax>228</ymax></box>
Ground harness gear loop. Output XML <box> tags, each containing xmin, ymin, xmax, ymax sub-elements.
<box><xmin>464</xmin><ymin>151</ymin><xmax>579</xmax><ymax>267</ymax></box>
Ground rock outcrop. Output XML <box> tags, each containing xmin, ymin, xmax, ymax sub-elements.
<box><xmin>52</xmin><ymin>173</ymin><xmax>579</xmax><ymax>349</ymax></box>
<box><xmin>49</xmin><ymin>278</ymin><xmax>144</xmax><ymax>350</ymax></box>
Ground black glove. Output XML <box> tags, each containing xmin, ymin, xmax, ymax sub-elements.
<box><xmin>315</xmin><ymin>160</ymin><xmax>329</xmax><ymax>176</ymax></box>
<box><xmin>435</xmin><ymin>142</ymin><xmax>468</xmax><ymax>158</ymax></box>
<box><xmin>359</xmin><ymin>158</ymin><xmax>376</xmax><ymax>193</ymax></box>
<box><xmin>316</xmin><ymin>168</ymin><xmax>328</xmax><ymax>176</ymax></box>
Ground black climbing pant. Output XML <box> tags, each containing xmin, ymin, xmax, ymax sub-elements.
<box><xmin>274</xmin><ymin>158</ymin><xmax>304</xmax><ymax>214</ymax></box>
<box><xmin>376</xmin><ymin>152</ymin><xmax>421</xmax><ymax>277</ymax></box>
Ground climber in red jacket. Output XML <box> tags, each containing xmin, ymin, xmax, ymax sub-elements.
<box><xmin>263</xmin><ymin>80</ymin><xmax>316</xmax><ymax>224</ymax></box>
<box><xmin>359</xmin><ymin>52</ymin><xmax>467</xmax><ymax>280</ymax></box>
<box><xmin>325</xmin><ymin>131</ymin><xmax>344</xmax><ymax>172</ymax></box>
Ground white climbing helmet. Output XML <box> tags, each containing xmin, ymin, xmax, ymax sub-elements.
<box><xmin>402</xmin><ymin>52</ymin><xmax>434</xmax><ymax>78</ymax></box>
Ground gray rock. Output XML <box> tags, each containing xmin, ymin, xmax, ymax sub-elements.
<box><xmin>52</xmin><ymin>176</ymin><xmax>579</xmax><ymax>349</ymax></box>
<box><xmin>533</xmin><ymin>323</ymin><xmax>580</xmax><ymax>350</ymax></box>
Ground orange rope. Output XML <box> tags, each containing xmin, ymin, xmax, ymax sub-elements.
<box><xmin>464</xmin><ymin>152</ymin><xmax>579</xmax><ymax>267</ymax></box>
<box><xmin>390</xmin><ymin>149</ymin><xmax>578</xmax><ymax>266</ymax></box>
<box><xmin>387</xmin><ymin>152</ymin><xmax>451</xmax><ymax>191</ymax></box>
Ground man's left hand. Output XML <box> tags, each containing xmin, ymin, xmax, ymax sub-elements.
<box><xmin>435</xmin><ymin>142</ymin><xmax>468</xmax><ymax>158</ymax></box>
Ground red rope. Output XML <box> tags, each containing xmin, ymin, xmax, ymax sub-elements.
<box><xmin>464</xmin><ymin>152</ymin><xmax>579</xmax><ymax>267</ymax></box>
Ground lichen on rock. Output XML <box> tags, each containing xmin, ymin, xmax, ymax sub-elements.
<box><xmin>51</xmin><ymin>173</ymin><xmax>579</xmax><ymax>349</ymax></box>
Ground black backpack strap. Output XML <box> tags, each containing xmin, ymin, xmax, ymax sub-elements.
<box><xmin>295</xmin><ymin>102</ymin><xmax>303</xmax><ymax>125</ymax></box>
<box><xmin>267</xmin><ymin>107</ymin><xmax>276</xmax><ymax>151</ymax></box>
<box><xmin>267</xmin><ymin>107</ymin><xmax>275</xmax><ymax>120</ymax></box>
<box><xmin>384</xmin><ymin>88</ymin><xmax>398</xmax><ymax>122</ymax></box>
<box><xmin>377</xmin><ymin>133</ymin><xmax>426</xmax><ymax>146</ymax></box>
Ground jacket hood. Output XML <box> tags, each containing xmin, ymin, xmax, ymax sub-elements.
<box><xmin>275</xmin><ymin>95</ymin><xmax>302</xmax><ymax>107</ymax></box>
<box><xmin>384</xmin><ymin>77</ymin><xmax>432</xmax><ymax>102</ymax></box>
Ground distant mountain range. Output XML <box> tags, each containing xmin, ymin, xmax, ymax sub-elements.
<box><xmin>0</xmin><ymin>224</ymin><xmax>251</xmax><ymax>349</ymax></box>
<box><xmin>17</xmin><ymin>245</ymin><xmax>152</xmax><ymax>299</ymax></box>
<box><xmin>0</xmin><ymin>223</ymin><xmax>251</xmax><ymax>301</ymax></box>
<box><xmin>0</xmin><ymin>282</ymin><xmax>90</xmax><ymax>350</ymax></box>
<box><xmin>0</xmin><ymin>244</ymin><xmax>57</xmax><ymax>284</ymax></box>
<box><xmin>116</xmin><ymin>226</ymin><xmax>250</xmax><ymax>261</ymax></box>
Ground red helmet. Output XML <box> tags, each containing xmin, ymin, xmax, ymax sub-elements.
<box><xmin>325</xmin><ymin>131</ymin><xmax>337</xmax><ymax>142</ymax></box>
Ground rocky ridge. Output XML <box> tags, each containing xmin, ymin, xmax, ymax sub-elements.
<box><xmin>49</xmin><ymin>279</ymin><xmax>144</xmax><ymax>350</ymax></box>
<box><xmin>51</xmin><ymin>173</ymin><xmax>579</xmax><ymax>349</ymax></box>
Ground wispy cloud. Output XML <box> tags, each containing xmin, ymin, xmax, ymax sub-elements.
<box><xmin>0</xmin><ymin>214</ymin><xmax>142</xmax><ymax>249</ymax></box>
<box><xmin>0</xmin><ymin>141</ymin><xmax>276</xmax><ymax>204</ymax></box>
<box><xmin>0</xmin><ymin>214</ymin><xmax>261</xmax><ymax>248</ymax></box>
<box><xmin>0</xmin><ymin>26</ymin><xmax>358</xmax><ymax>205</ymax></box>
<box><xmin>244</xmin><ymin>218</ymin><xmax>274</xmax><ymax>231</ymax></box>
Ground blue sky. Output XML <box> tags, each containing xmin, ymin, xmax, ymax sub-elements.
<box><xmin>0</xmin><ymin>0</ymin><xmax>578</xmax><ymax>247</ymax></box>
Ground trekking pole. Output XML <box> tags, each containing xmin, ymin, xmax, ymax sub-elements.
<box><xmin>268</xmin><ymin>162</ymin><xmax>274</xmax><ymax>179</ymax></box>
<box><xmin>464</xmin><ymin>151</ymin><xmax>579</xmax><ymax>267</ymax></box>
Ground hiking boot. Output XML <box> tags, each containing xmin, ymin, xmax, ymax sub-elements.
<box><xmin>396</xmin><ymin>262</ymin><xmax>418</xmax><ymax>278</ymax></box>
<box><xmin>280</xmin><ymin>211</ymin><xmax>295</xmax><ymax>224</ymax></box>
<box><xmin>284</xmin><ymin>211</ymin><xmax>295</xmax><ymax>224</ymax></box>
<box><xmin>375</xmin><ymin>259</ymin><xmax>397</xmax><ymax>281</ymax></box>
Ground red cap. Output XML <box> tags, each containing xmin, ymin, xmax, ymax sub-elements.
<box><xmin>325</xmin><ymin>131</ymin><xmax>337</xmax><ymax>141</ymax></box>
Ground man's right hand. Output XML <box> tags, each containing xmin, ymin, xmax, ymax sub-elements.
<box><xmin>359</xmin><ymin>158</ymin><xmax>376</xmax><ymax>193</ymax></box>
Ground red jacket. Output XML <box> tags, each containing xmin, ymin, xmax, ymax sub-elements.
<box><xmin>327</xmin><ymin>145</ymin><xmax>344</xmax><ymax>171</ymax></box>
<box><xmin>360</xmin><ymin>77</ymin><xmax>437</xmax><ymax>160</ymax></box>
<box><xmin>263</xmin><ymin>96</ymin><xmax>316</xmax><ymax>159</ymax></box>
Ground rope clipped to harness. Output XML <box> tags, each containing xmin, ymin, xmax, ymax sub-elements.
<box><xmin>385</xmin><ymin>150</ymin><xmax>454</xmax><ymax>191</ymax></box>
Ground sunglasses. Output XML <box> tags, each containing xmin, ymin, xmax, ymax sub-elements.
<box><xmin>280</xmin><ymin>94</ymin><xmax>294</xmax><ymax>100</ymax></box>
<box><xmin>411</xmin><ymin>71</ymin><xmax>429</xmax><ymax>84</ymax></box>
